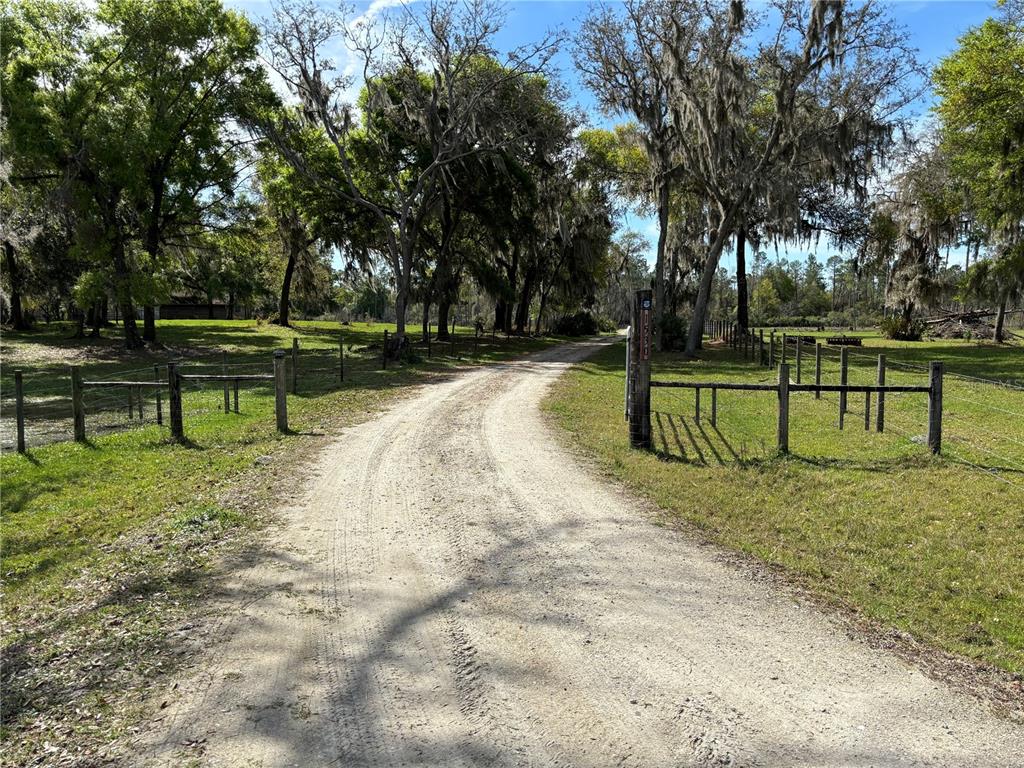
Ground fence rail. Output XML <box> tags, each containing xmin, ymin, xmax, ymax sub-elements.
<box><xmin>3</xmin><ymin>327</ymin><xmax>522</xmax><ymax>453</ymax></box>
<box><xmin>627</xmin><ymin>300</ymin><xmax>949</xmax><ymax>456</ymax></box>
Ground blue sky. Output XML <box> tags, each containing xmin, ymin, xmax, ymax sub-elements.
<box><xmin>230</xmin><ymin>0</ymin><xmax>1001</xmax><ymax>272</ymax></box>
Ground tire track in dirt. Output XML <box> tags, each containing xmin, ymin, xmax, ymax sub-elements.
<box><xmin>133</xmin><ymin>337</ymin><xmax>1023</xmax><ymax>767</ymax></box>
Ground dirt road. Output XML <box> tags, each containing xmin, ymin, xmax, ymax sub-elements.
<box><xmin>137</xmin><ymin>338</ymin><xmax>1023</xmax><ymax>767</ymax></box>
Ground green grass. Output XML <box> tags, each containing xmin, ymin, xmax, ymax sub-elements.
<box><xmin>0</xmin><ymin>318</ymin><xmax>562</xmax><ymax>766</ymax></box>
<box><xmin>544</xmin><ymin>336</ymin><xmax>1024</xmax><ymax>676</ymax></box>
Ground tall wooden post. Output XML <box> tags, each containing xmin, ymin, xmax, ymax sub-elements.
<box><xmin>154</xmin><ymin>364</ymin><xmax>163</xmax><ymax>425</ymax></box>
<box><xmin>14</xmin><ymin>370</ymin><xmax>25</xmax><ymax>453</ymax></box>
<box><xmin>274</xmin><ymin>350</ymin><xmax>288</xmax><ymax>433</ymax></box>
<box><xmin>291</xmin><ymin>338</ymin><xmax>299</xmax><ymax>394</ymax></box>
<box><xmin>839</xmin><ymin>347</ymin><xmax>849</xmax><ymax>426</ymax></box>
<box><xmin>233</xmin><ymin>379</ymin><xmax>239</xmax><ymax>413</ymax></box>
<box><xmin>711</xmin><ymin>387</ymin><xmax>718</xmax><ymax>427</ymax></box>
<box><xmin>864</xmin><ymin>391</ymin><xmax>871</xmax><ymax>430</ymax></box>
<box><xmin>814</xmin><ymin>343</ymin><xmax>822</xmax><ymax>399</ymax></box>
<box><xmin>795</xmin><ymin>337</ymin><xmax>802</xmax><ymax>383</ymax></box>
<box><xmin>759</xmin><ymin>330</ymin><xmax>765</xmax><ymax>366</ymax></box>
<box><xmin>927</xmin><ymin>361</ymin><xmax>943</xmax><ymax>455</ymax></box>
<box><xmin>71</xmin><ymin>366</ymin><xmax>85</xmax><ymax>442</ymax></box>
<box><xmin>876</xmin><ymin>355</ymin><xmax>886</xmax><ymax>432</ymax></box>
<box><xmin>781</xmin><ymin>333</ymin><xmax>788</xmax><ymax>366</ymax></box>
<box><xmin>168</xmin><ymin>362</ymin><xmax>184</xmax><ymax>442</ymax></box>
<box><xmin>769</xmin><ymin>331</ymin><xmax>776</xmax><ymax>367</ymax></box>
<box><xmin>222</xmin><ymin>350</ymin><xmax>230</xmax><ymax>412</ymax></box>
<box><xmin>694</xmin><ymin>388</ymin><xmax>701</xmax><ymax>423</ymax></box>
<box><xmin>383</xmin><ymin>330</ymin><xmax>389</xmax><ymax>369</ymax></box>
<box><xmin>627</xmin><ymin>289</ymin><xmax>652</xmax><ymax>449</ymax></box>
<box><xmin>777</xmin><ymin>364</ymin><xmax>790</xmax><ymax>454</ymax></box>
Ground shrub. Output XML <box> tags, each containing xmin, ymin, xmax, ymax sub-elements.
<box><xmin>596</xmin><ymin>315</ymin><xmax>618</xmax><ymax>333</ymax></box>
<box><xmin>659</xmin><ymin>313</ymin><xmax>688</xmax><ymax>351</ymax></box>
<box><xmin>879</xmin><ymin>315</ymin><xmax>925</xmax><ymax>341</ymax></box>
<box><xmin>552</xmin><ymin>311</ymin><xmax>600</xmax><ymax>336</ymax></box>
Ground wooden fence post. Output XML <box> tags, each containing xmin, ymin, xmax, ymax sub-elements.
<box><xmin>711</xmin><ymin>387</ymin><xmax>717</xmax><ymax>427</ymax></box>
<box><xmin>815</xmin><ymin>343</ymin><xmax>822</xmax><ymax>399</ymax></box>
<box><xmin>291</xmin><ymin>338</ymin><xmax>299</xmax><ymax>394</ymax></box>
<box><xmin>128</xmin><ymin>387</ymin><xmax>134</xmax><ymax>419</ymax></box>
<box><xmin>777</xmin><ymin>363</ymin><xmax>790</xmax><ymax>454</ymax></box>
<box><xmin>781</xmin><ymin>333</ymin><xmax>787</xmax><ymax>366</ymax></box>
<box><xmin>154</xmin><ymin>364</ymin><xmax>163</xmax><ymax>425</ymax></box>
<box><xmin>838</xmin><ymin>346</ymin><xmax>849</xmax><ymax>429</ymax></box>
<box><xmin>222</xmin><ymin>350</ymin><xmax>230</xmax><ymax>412</ymax></box>
<box><xmin>769</xmin><ymin>331</ymin><xmax>776</xmax><ymax>368</ymax></box>
<box><xmin>339</xmin><ymin>337</ymin><xmax>345</xmax><ymax>382</ymax></box>
<box><xmin>795</xmin><ymin>337</ymin><xmax>802</xmax><ymax>383</ymax></box>
<box><xmin>137</xmin><ymin>386</ymin><xmax>144</xmax><ymax>421</ymax></box>
<box><xmin>71</xmin><ymin>366</ymin><xmax>85</xmax><ymax>442</ymax></box>
<box><xmin>233</xmin><ymin>379</ymin><xmax>239</xmax><ymax>413</ymax></box>
<box><xmin>927</xmin><ymin>361</ymin><xmax>943</xmax><ymax>455</ymax></box>
<box><xmin>759</xmin><ymin>330</ymin><xmax>765</xmax><ymax>366</ymax></box>
<box><xmin>694</xmin><ymin>387</ymin><xmax>701</xmax><ymax>423</ymax></box>
<box><xmin>168</xmin><ymin>362</ymin><xmax>184</xmax><ymax>442</ymax></box>
<box><xmin>274</xmin><ymin>350</ymin><xmax>288</xmax><ymax>433</ymax></box>
<box><xmin>864</xmin><ymin>390</ymin><xmax>871</xmax><ymax>430</ymax></box>
<box><xmin>382</xmin><ymin>330</ymin><xmax>389</xmax><ymax>369</ymax></box>
<box><xmin>14</xmin><ymin>370</ymin><xmax>25</xmax><ymax>453</ymax></box>
<box><xmin>627</xmin><ymin>289</ymin><xmax>652</xmax><ymax>449</ymax></box>
<box><xmin>876</xmin><ymin>355</ymin><xmax>886</xmax><ymax>432</ymax></box>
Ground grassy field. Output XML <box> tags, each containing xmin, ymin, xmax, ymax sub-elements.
<box><xmin>544</xmin><ymin>334</ymin><xmax>1024</xmax><ymax>678</ymax></box>
<box><xmin>0</xmin><ymin>318</ymin><xmax>561</xmax><ymax>766</ymax></box>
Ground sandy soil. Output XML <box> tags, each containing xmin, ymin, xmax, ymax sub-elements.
<box><xmin>132</xmin><ymin>337</ymin><xmax>1023</xmax><ymax>767</ymax></box>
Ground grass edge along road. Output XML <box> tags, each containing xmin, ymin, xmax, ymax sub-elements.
<box><xmin>0</xmin><ymin>320</ymin><xmax>565</xmax><ymax>768</ymax></box>
<box><xmin>543</xmin><ymin>337</ymin><xmax>1024</xmax><ymax>689</ymax></box>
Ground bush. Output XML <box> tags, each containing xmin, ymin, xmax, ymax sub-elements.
<box><xmin>659</xmin><ymin>313</ymin><xmax>688</xmax><ymax>351</ymax></box>
<box><xmin>596</xmin><ymin>315</ymin><xmax>618</xmax><ymax>333</ymax></box>
<box><xmin>879</xmin><ymin>315</ymin><xmax>925</xmax><ymax>341</ymax></box>
<box><xmin>552</xmin><ymin>311</ymin><xmax>600</xmax><ymax>336</ymax></box>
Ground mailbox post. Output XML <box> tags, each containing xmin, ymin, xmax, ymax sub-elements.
<box><xmin>628</xmin><ymin>289</ymin><xmax>652</xmax><ymax>449</ymax></box>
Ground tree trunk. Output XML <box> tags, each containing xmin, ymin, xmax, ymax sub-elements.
<box><xmin>735</xmin><ymin>223</ymin><xmax>749</xmax><ymax>331</ymax></box>
<box><xmin>143</xmin><ymin>306</ymin><xmax>156</xmax><ymax>341</ymax></box>
<box><xmin>421</xmin><ymin>300</ymin><xmax>431</xmax><ymax>341</ymax></box>
<box><xmin>653</xmin><ymin>180</ymin><xmax>670</xmax><ymax>351</ymax></box>
<box><xmin>994</xmin><ymin>295</ymin><xmax>1007</xmax><ymax>342</ymax></box>
<box><xmin>685</xmin><ymin>228</ymin><xmax>731</xmax><ymax>357</ymax></box>
<box><xmin>227</xmin><ymin>291</ymin><xmax>235</xmax><ymax>320</ymax></box>
<box><xmin>88</xmin><ymin>302</ymin><xmax>101</xmax><ymax>337</ymax></box>
<box><xmin>494</xmin><ymin>299</ymin><xmax>507</xmax><ymax>333</ymax></box>
<box><xmin>3</xmin><ymin>240</ymin><xmax>29</xmax><ymax>331</ymax></box>
<box><xmin>394</xmin><ymin>288</ymin><xmax>408</xmax><ymax>339</ymax></box>
<box><xmin>111</xmin><ymin>232</ymin><xmax>143</xmax><ymax>350</ymax></box>
<box><xmin>276</xmin><ymin>249</ymin><xmax>296</xmax><ymax>327</ymax></box>
<box><xmin>73</xmin><ymin>308</ymin><xmax>86</xmax><ymax>339</ymax></box>
<box><xmin>437</xmin><ymin>300</ymin><xmax>451</xmax><ymax>341</ymax></box>
<box><xmin>535</xmin><ymin>285</ymin><xmax>549</xmax><ymax>335</ymax></box>
<box><xmin>515</xmin><ymin>268</ymin><xmax>536</xmax><ymax>334</ymax></box>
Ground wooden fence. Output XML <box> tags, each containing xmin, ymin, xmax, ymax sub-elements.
<box><xmin>630</xmin><ymin>300</ymin><xmax>945</xmax><ymax>455</ymax></box>
<box><xmin>6</xmin><ymin>327</ymin><xmax>507</xmax><ymax>453</ymax></box>
<box><xmin>66</xmin><ymin>351</ymin><xmax>287</xmax><ymax>445</ymax></box>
